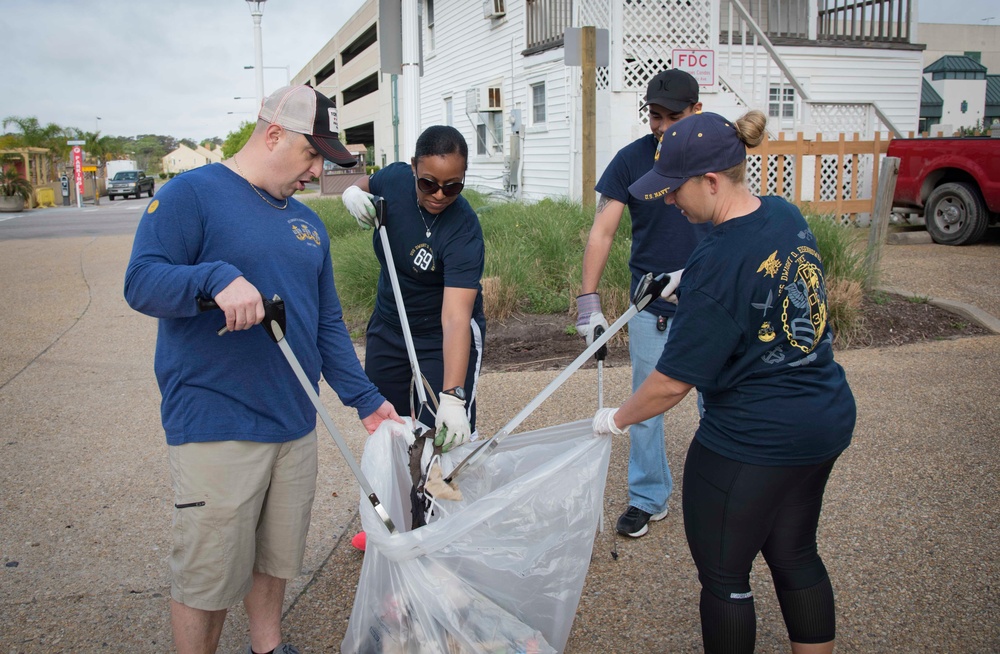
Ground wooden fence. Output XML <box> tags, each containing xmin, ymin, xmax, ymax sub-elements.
<box><xmin>747</xmin><ymin>131</ymin><xmax>891</xmax><ymax>223</ymax></box>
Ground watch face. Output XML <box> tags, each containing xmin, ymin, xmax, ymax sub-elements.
<box><xmin>447</xmin><ymin>386</ymin><xmax>466</xmax><ymax>401</ymax></box>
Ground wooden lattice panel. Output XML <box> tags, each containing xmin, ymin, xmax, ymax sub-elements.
<box><xmin>746</xmin><ymin>154</ymin><xmax>795</xmax><ymax>201</ymax></box>
<box><xmin>620</xmin><ymin>0</ymin><xmax>713</xmax><ymax>91</ymax></box>
<box><xmin>579</xmin><ymin>0</ymin><xmax>612</xmax><ymax>89</ymax></box>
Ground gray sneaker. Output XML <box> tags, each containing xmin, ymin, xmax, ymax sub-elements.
<box><xmin>246</xmin><ymin>645</ymin><xmax>300</xmax><ymax>654</ymax></box>
<box><xmin>616</xmin><ymin>505</ymin><xmax>669</xmax><ymax>538</ymax></box>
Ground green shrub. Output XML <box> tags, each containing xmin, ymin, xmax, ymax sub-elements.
<box><xmin>805</xmin><ymin>213</ymin><xmax>875</xmax><ymax>344</ymax></box>
<box><xmin>305</xmin><ymin>195</ymin><xmax>868</xmax><ymax>345</ymax></box>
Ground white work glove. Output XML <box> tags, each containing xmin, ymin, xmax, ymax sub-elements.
<box><xmin>435</xmin><ymin>392</ymin><xmax>471</xmax><ymax>452</ymax></box>
<box><xmin>342</xmin><ymin>185</ymin><xmax>376</xmax><ymax>229</ymax></box>
<box><xmin>576</xmin><ymin>293</ymin><xmax>610</xmax><ymax>346</ymax></box>
<box><xmin>660</xmin><ymin>268</ymin><xmax>684</xmax><ymax>304</ymax></box>
<box><xmin>593</xmin><ymin>407</ymin><xmax>627</xmax><ymax>437</ymax></box>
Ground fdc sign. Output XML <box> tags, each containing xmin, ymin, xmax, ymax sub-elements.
<box><xmin>672</xmin><ymin>49</ymin><xmax>715</xmax><ymax>87</ymax></box>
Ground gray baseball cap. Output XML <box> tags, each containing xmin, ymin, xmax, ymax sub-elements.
<box><xmin>259</xmin><ymin>85</ymin><xmax>357</xmax><ymax>167</ymax></box>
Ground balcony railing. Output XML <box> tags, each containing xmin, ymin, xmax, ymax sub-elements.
<box><xmin>817</xmin><ymin>0</ymin><xmax>912</xmax><ymax>42</ymax></box>
<box><xmin>524</xmin><ymin>0</ymin><xmax>572</xmax><ymax>55</ymax></box>
<box><xmin>719</xmin><ymin>0</ymin><xmax>913</xmax><ymax>44</ymax></box>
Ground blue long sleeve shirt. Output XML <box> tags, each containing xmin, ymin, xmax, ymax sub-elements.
<box><xmin>124</xmin><ymin>163</ymin><xmax>385</xmax><ymax>445</ymax></box>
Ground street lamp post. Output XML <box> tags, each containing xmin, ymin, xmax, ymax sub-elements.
<box><xmin>245</xmin><ymin>0</ymin><xmax>267</xmax><ymax>108</ymax></box>
<box><xmin>245</xmin><ymin>64</ymin><xmax>290</xmax><ymax>86</ymax></box>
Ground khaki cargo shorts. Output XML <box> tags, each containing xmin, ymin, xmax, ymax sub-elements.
<box><xmin>167</xmin><ymin>431</ymin><xmax>318</xmax><ymax>611</ymax></box>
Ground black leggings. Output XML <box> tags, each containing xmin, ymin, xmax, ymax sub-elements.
<box><xmin>683</xmin><ymin>439</ymin><xmax>840</xmax><ymax>653</ymax></box>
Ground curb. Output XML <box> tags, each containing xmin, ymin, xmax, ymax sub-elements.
<box><xmin>877</xmin><ymin>285</ymin><xmax>1000</xmax><ymax>335</ymax></box>
<box><xmin>886</xmin><ymin>230</ymin><xmax>933</xmax><ymax>245</ymax></box>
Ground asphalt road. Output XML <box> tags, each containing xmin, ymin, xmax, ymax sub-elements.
<box><xmin>0</xmin><ymin>199</ymin><xmax>147</xmax><ymax>240</ymax></box>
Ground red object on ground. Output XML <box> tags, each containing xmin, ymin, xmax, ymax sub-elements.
<box><xmin>351</xmin><ymin>531</ymin><xmax>367</xmax><ymax>551</ymax></box>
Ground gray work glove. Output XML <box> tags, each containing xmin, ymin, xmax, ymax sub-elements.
<box><xmin>576</xmin><ymin>293</ymin><xmax>610</xmax><ymax>345</ymax></box>
<box><xmin>342</xmin><ymin>185</ymin><xmax>376</xmax><ymax>229</ymax></box>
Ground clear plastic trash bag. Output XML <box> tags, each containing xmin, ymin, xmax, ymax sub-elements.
<box><xmin>342</xmin><ymin>418</ymin><xmax>611</xmax><ymax>654</ymax></box>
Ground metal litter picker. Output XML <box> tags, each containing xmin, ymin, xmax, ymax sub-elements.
<box><xmin>198</xmin><ymin>295</ymin><xmax>396</xmax><ymax>535</ymax></box>
<box><xmin>445</xmin><ymin>270</ymin><xmax>673</xmax><ymax>483</ymax></box>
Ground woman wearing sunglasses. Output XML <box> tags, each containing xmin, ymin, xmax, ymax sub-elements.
<box><xmin>342</xmin><ymin>125</ymin><xmax>485</xmax><ymax>461</ymax></box>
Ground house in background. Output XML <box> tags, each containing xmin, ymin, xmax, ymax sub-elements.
<box><xmin>920</xmin><ymin>55</ymin><xmax>988</xmax><ymax>133</ymax></box>
<box><xmin>161</xmin><ymin>143</ymin><xmax>223</xmax><ymax>175</ymax></box>
<box><xmin>913</xmin><ymin>22</ymin><xmax>1000</xmax><ymax>133</ymax></box>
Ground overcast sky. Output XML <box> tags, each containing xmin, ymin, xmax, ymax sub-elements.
<box><xmin>1</xmin><ymin>0</ymin><xmax>996</xmax><ymax>143</ymax></box>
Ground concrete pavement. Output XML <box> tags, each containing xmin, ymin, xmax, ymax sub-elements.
<box><xmin>0</xmin><ymin>229</ymin><xmax>997</xmax><ymax>652</ymax></box>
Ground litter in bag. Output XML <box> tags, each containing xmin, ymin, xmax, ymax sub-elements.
<box><xmin>342</xmin><ymin>418</ymin><xmax>611</xmax><ymax>653</ymax></box>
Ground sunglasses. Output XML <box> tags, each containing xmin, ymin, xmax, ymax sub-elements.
<box><xmin>416</xmin><ymin>177</ymin><xmax>465</xmax><ymax>197</ymax></box>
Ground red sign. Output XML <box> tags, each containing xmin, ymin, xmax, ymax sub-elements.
<box><xmin>72</xmin><ymin>146</ymin><xmax>84</xmax><ymax>203</ymax></box>
<box><xmin>672</xmin><ymin>49</ymin><xmax>715</xmax><ymax>87</ymax></box>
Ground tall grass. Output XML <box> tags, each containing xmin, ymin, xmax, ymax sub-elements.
<box><xmin>302</xmin><ymin>191</ymin><xmax>632</xmax><ymax>331</ymax></box>
<box><xmin>303</xmin><ymin>194</ymin><xmax>874</xmax><ymax>344</ymax></box>
<box><xmin>804</xmin><ymin>213</ymin><xmax>876</xmax><ymax>346</ymax></box>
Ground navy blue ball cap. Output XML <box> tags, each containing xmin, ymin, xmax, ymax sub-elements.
<box><xmin>628</xmin><ymin>112</ymin><xmax>748</xmax><ymax>201</ymax></box>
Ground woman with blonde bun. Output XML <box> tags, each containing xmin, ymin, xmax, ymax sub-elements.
<box><xmin>594</xmin><ymin>110</ymin><xmax>856</xmax><ymax>654</ymax></box>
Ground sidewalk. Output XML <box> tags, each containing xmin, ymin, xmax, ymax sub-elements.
<box><xmin>0</xmin><ymin>232</ymin><xmax>997</xmax><ymax>652</ymax></box>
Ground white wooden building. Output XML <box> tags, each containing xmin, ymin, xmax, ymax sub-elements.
<box><xmin>295</xmin><ymin>0</ymin><xmax>925</xmax><ymax>203</ymax></box>
<box><xmin>411</xmin><ymin>0</ymin><xmax>924</xmax><ymax>203</ymax></box>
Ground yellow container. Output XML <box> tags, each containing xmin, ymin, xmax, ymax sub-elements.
<box><xmin>35</xmin><ymin>187</ymin><xmax>56</xmax><ymax>208</ymax></box>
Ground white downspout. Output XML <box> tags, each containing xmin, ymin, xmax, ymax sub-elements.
<box><xmin>401</xmin><ymin>0</ymin><xmax>421</xmax><ymax>159</ymax></box>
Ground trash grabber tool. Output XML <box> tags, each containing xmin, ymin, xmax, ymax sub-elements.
<box><xmin>445</xmin><ymin>271</ymin><xmax>673</xmax><ymax>483</ymax></box>
<box><xmin>198</xmin><ymin>295</ymin><xmax>396</xmax><ymax>535</ymax></box>
<box><xmin>371</xmin><ymin>195</ymin><xmax>436</xmax><ymax>420</ymax></box>
<box><xmin>593</xmin><ymin>324</ymin><xmax>607</xmax><ymax>410</ymax></box>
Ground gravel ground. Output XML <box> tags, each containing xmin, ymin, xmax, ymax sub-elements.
<box><xmin>0</xmin><ymin>231</ymin><xmax>997</xmax><ymax>653</ymax></box>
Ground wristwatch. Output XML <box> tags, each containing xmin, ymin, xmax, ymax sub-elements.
<box><xmin>442</xmin><ymin>386</ymin><xmax>466</xmax><ymax>401</ymax></box>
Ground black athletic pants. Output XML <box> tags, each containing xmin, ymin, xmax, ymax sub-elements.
<box><xmin>364</xmin><ymin>312</ymin><xmax>483</xmax><ymax>431</ymax></box>
<box><xmin>683</xmin><ymin>438</ymin><xmax>840</xmax><ymax>653</ymax></box>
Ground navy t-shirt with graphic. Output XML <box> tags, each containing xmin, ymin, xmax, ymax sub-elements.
<box><xmin>596</xmin><ymin>133</ymin><xmax>712</xmax><ymax>317</ymax></box>
<box><xmin>656</xmin><ymin>196</ymin><xmax>856</xmax><ymax>465</ymax></box>
<box><xmin>368</xmin><ymin>162</ymin><xmax>485</xmax><ymax>336</ymax></box>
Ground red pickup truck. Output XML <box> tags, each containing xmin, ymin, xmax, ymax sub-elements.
<box><xmin>887</xmin><ymin>136</ymin><xmax>1000</xmax><ymax>245</ymax></box>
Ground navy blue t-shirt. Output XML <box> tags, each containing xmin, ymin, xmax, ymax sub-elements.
<box><xmin>596</xmin><ymin>133</ymin><xmax>712</xmax><ymax>317</ymax></box>
<box><xmin>368</xmin><ymin>162</ymin><xmax>485</xmax><ymax>336</ymax></box>
<box><xmin>656</xmin><ymin>196</ymin><xmax>856</xmax><ymax>465</ymax></box>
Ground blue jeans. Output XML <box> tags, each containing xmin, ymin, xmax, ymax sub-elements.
<box><xmin>626</xmin><ymin>310</ymin><xmax>686</xmax><ymax>514</ymax></box>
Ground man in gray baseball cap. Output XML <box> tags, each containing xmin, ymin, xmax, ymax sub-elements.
<box><xmin>258</xmin><ymin>84</ymin><xmax>357</xmax><ymax>167</ymax></box>
<box><xmin>124</xmin><ymin>83</ymin><xmax>401</xmax><ymax>654</ymax></box>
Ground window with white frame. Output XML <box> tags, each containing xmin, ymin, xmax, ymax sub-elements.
<box><xmin>769</xmin><ymin>86</ymin><xmax>795</xmax><ymax>119</ymax></box>
<box><xmin>531</xmin><ymin>82</ymin><xmax>546</xmax><ymax>124</ymax></box>
<box><xmin>444</xmin><ymin>97</ymin><xmax>453</xmax><ymax>126</ymax></box>
<box><xmin>425</xmin><ymin>0</ymin><xmax>435</xmax><ymax>51</ymax></box>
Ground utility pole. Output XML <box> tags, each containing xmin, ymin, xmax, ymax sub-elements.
<box><xmin>581</xmin><ymin>26</ymin><xmax>597</xmax><ymax>208</ymax></box>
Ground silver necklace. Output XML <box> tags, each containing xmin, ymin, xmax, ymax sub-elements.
<box><xmin>416</xmin><ymin>201</ymin><xmax>439</xmax><ymax>238</ymax></box>
<box><xmin>232</xmin><ymin>156</ymin><xmax>288</xmax><ymax>210</ymax></box>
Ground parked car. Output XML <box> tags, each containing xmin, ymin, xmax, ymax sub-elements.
<box><xmin>888</xmin><ymin>136</ymin><xmax>1000</xmax><ymax>245</ymax></box>
<box><xmin>107</xmin><ymin>170</ymin><xmax>155</xmax><ymax>201</ymax></box>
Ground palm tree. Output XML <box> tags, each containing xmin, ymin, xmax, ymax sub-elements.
<box><xmin>72</xmin><ymin>129</ymin><xmax>125</xmax><ymax>168</ymax></box>
<box><xmin>2</xmin><ymin>115</ymin><xmax>71</xmax><ymax>179</ymax></box>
